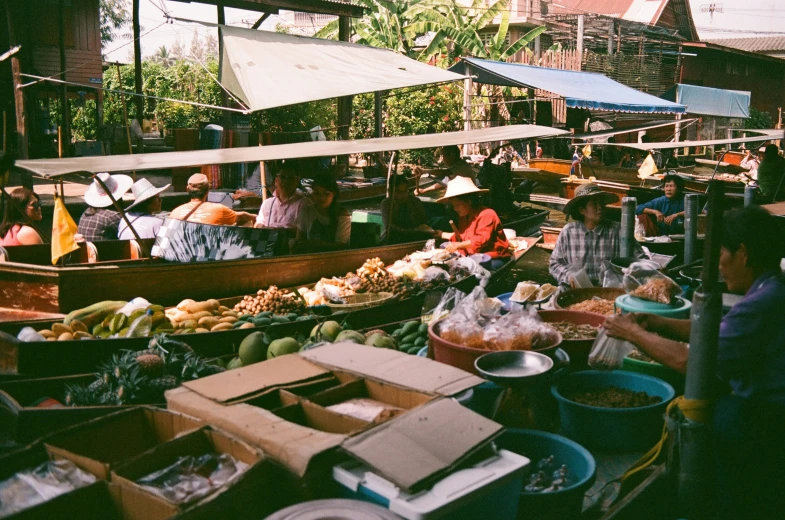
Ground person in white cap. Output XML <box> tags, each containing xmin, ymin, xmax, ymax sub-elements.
<box><xmin>78</xmin><ymin>173</ymin><xmax>133</xmax><ymax>242</ymax></box>
<box><xmin>117</xmin><ymin>178</ymin><xmax>169</xmax><ymax>240</ymax></box>
<box><xmin>170</xmin><ymin>174</ymin><xmax>255</xmax><ymax>226</ymax></box>
<box><xmin>434</xmin><ymin>176</ymin><xmax>510</xmax><ymax>266</ymax></box>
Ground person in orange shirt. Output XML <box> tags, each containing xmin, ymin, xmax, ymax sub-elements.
<box><xmin>170</xmin><ymin>174</ymin><xmax>255</xmax><ymax>226</ymax></box>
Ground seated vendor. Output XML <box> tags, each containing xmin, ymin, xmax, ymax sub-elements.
<box><xmin>170</xmin><ymin>174</ymin><xmax>255</xmax><ymax>226</ymax></box>
<box><xmin>291</xmin><ymin>174</ymin><xmax>351</xmax><ymax>253</ymax></box>
<box><xmin>433</xmin><ymin>177</ymin><xmax>510</xmax><ymax>267</ymax></box>
<box><xmin>549</xmin><ymin>183</ymin><xmax>645</xmax><ymax>287</ymax></box>
<box><xmin>635</xmin><ymin>173</ymin><xmax>685</xmax><ymax>236</ymax></box>
<box><xmin>118</xmin><ymin>178</ymin><xmax>168</xmax><ymax>240</ymax></box>
<box><xmin>604</xmin><ymin>205</ymin><xmax>785</xmax><ymax>520</ymax></box>
<box><xmin>255</xmin><ymin>164</ymin><xmax>312</xmax><ymax>230</ymax></box>
<box><xmin>380</xmin><ymin>175</ymin><xmax>432</xmax><ymax>243</ymax></box>
<box><xmin>414</xmin><ymin>146</ymin><xmax>476</xmax><ymax>196</ymax></box>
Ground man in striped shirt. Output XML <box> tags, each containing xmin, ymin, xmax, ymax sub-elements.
<box><xmin>549</xmin><ymin>184</ymin><xmax>645</xmax><ymax>287</ymax></box>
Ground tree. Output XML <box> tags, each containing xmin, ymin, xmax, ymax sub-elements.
<box><xmin>204</xmin><ymin>33</ymin><xmax>219</xmax><ymax>59</ymax></box>
<box><xmin>314</xmin><ymin>0</ymin><xmax>418</xmax><ymax>56</ymax></box>
<box><xmin>100</xmin><ymin>0</ymin><xmax>129</xmax><ymax>45</ymax></box>
<box><xmin>151</xmin><ymin>46</ymin><xmax>175</xmax><ymax>67</ymax></box>
<box><xmin>170</xmin><ymin>37</ymin><xmax>185</xmax><ymax>61</ymax></box>
<box><xmin>189</xmin><ymin>29</ymin><xmax>204</xmax><ymax>62</ymax></box>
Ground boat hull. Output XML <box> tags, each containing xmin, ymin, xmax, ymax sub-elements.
<box><xmin>0</xmin><ymin>241</ymin><xmax>426</xmax><ymax>315</ymax></box>
<box><xmin>528</xmin><ymin>158</ymin><xmax>695</xmax><ymax>184</ymax></box>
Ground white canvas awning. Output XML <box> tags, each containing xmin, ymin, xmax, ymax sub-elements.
<box><xmin>219</xmin><ymin>26</ymin><xmax>464</xmax><ymax>112</ymax></box>
<box><xmin>17</xmin><ymin>125</ymin><xmax>568</xmax><ymax>178</ymax></box>
<box><xmin>587</xmin><ymin>133</ymin><xmax>780</xmax><ymax>151</ymax></box>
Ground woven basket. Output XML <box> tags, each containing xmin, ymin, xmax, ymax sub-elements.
<box><xmin>325</xmin><ymin>292</ymin><xmax>396</xmax><ymax>311</ymax></box>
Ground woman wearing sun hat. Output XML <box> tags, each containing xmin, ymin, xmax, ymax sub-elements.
<box><xmin>117</xmin><ymin>178</ymin><xmax>170</xmax><ymax>240</ymax></box>
<box><xmin>549</xmin><ymin>183</ymin><xmax>645</xmax><ymax>287</ymax></box>
<box><xmin>434</xmin><ymin>176</ymin><xmax>510</xmax><ymax>266</ymax></box>
<box><xmin>78</xmin><ymin>173</ymin><xmax>133</xmax><ymax>242</ymax></box>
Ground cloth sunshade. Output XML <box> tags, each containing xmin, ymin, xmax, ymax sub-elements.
<box><xmin>450</xmin><ymin>58</ymin><xmax>686</xmax><ymax>114</ymax></box>
<box><xmin>17</xmin><ymin>125</ymin><xmax>568</xmax><ymax>178</ymax></box>
<box><xmin>660</xmin><ymin>84</ymin><xmax>750</xmax><ymax>118</ymax></box>
<box><xmin>569</xmin><ymin>119</ymin><xmax>697</xmax><ymax>140</ymax></box>
<box><xmin>586</xmin><ymin>133</ymin><xmax>779</xmax><ymax>151</ymax></box>
<box><xmin>219</xmin><ymin>26</ymin><xmax>464</xmax><ymax>112</ymax></box>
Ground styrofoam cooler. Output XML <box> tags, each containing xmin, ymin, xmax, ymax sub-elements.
<box><xmin>333</xmin><ymin>449</ymin><xmax>529</xmax><ymax>520</ymax></box>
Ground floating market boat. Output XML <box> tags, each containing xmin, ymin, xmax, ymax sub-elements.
<box><xmin>527</xmin><ymin>158</ymin><xmax>696</xmax><ymax>184</ymax></box>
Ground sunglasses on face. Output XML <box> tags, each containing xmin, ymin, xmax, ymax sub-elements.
<box><xmin>29</xmin><ymin>201</ymin><xmax>41</xmax><ymax>210</ymax></box>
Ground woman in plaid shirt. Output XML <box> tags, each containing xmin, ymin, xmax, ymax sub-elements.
<box><xmin>549</xmin><ymin>184</ymin><xmax>644</xmax><ymax>287</ymax></box>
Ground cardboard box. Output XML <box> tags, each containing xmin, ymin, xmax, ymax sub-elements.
<box><xmin>0</xmin><ymin>374</ymin><xmax>140</xmax><ymax>445</ymax></box>
<box><xmin>4</xmin><ymin>481</ymin><xmax>179</xmax><ymax>520</ymax></box>
<box><xmin>44</xmin><ymin>407</ymin><xmax>204</xmax><ymax>480</ymax></box>
<box><xmin>166</xmin><ymin>343</ymin><xmax>497</xmax><ymax>488</ymax></box>
<box><xmin>110</xmin><ymin>426</ymin><xmax>280</xmax><ymax>517</ymax></box>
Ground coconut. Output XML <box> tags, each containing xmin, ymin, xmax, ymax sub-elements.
<box><xmin>365</xmin><ymin>333</ymin><xmax>397</xmax><ymax>350</ymax></box>
<box><xmin>267</xmin><ymin>337</ymin><xmax>302</xmax><ymax>359</ymax></box>
<box><xmin>335</xmin><ymin>330</ymin><xmax>367</xmax><ymax>344</ymax></box>
<box><xmin>310</xmin><ymin>320</ymin><xmax>342</xmax><ymax>342</ymax></box>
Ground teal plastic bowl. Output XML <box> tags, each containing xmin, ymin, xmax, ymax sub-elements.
<box><xmin>551</xmin><ymin>370</ymin><xmax>675</xmax><ymax>452</ymax></box>
<box><xmin>622</xmin><ymin>356</ymin><xmax>685</xmax><ymax>395</ymax></box>
<box><xmin>496</xmin><ymin>429</ymin><xmax>596</xmax><ymax>520</ymax></box>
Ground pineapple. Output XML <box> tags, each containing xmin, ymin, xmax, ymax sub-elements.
<box><xmin>145</xmin><ymin>375</ymin><xmax>179</xmax><ymax>400</ymax></box>
<box><xmin>135</xmin><ymin>353</ymin><xmax>165</xmax><ymax>377</ymax></box>
<box><xmin>115</xmin><ymin>367</ymin><xmax>149</xmax><ymax>405</ymax></box>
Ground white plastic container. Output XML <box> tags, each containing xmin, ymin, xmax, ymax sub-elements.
<box><xmin>333</xmin><ymin>449</ymin><xmax>529</xmax><ymax>520</ymax></box>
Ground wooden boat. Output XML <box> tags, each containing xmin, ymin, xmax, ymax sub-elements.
<box><xmin>420</xmin><ymin>201</ymin><xmax>550</xmax><ymax>239</ymax></box>
<box><xmin>694</xmin><ymin>158</ymin><xmax>746</xmax><ymax>174</ymax></box>
<box><xmin>0</xmin><ymin>240</ymin><xmax>428</xmax><ymax>316</ymax></box>
<box><xmin>510</xmin><ymin>166</ymin><xmax>565</xmax><ymax>185</ymax></box>
<box><xmin>528</xmin><ymin>158</ymin><xmax>695</xmax><ymax>184</ymax></box>
<box><xmin>0</xmin><ymin>245</ymin><xmax>532</xmax><ymax>378</ymax></box>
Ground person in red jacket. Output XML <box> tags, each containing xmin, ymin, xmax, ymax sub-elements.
<box><xmin>434</xmin><ymin>177</ymin><xmax>510</xmax><ymax>267</ymax></box>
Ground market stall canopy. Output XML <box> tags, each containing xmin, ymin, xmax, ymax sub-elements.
<box><xmin>660</xmin><ymin>84</ymin><xmax>750</xmax><ymax>118</ymax></box>
<box><xmin>219</xmin><ymin>26</ymin><xmax>464</xmax><ymax>112</ymax></box>
<box><xmin>449</xmin><ymin>58</ymin><xmax>686</xmax><ymax>115</ymax></box>
<box><xmin>585</xmin><ymin>133</ymin><xmax>777</xmax><ymax>151</ymax></box>
<box><xmin>17</xmin><ymin>125</ymin><xmax>568</xmax><ymax>178</ymax></box>
<box><xmin>569</xmin><ymin>119</ymin><xmax>697</xmax><ymax>140</ymax></box>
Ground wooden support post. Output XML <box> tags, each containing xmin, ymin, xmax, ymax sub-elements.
<box><xmin>132</xmin><ymin>0</ymin><xmax>144</xmax><ymax>137</ymax></box>
<box><xmin>608</xmin><ymin>20</ymin><xmax>614</xmax><ymax>55</ymax></box>
<box><xmin>534</xmin><ymin>35</ymin><xmax>541</xmax><ymax>61</ymax></box>
<box><xmin>337</xmin><ymin>16</ymin><xmax>352</xmax><ymax>172</ymax></box>
<box><xmin>463</xmin><ymin>62</ymin><xmax>472</xmax><ymax>156</ymax></box>
<box><xmin>58</xmin><ymin>0</ymin><xmax>71</xmax><ymax>158</ymax></box>
<box><xmin>115</xmin><ymin>64</ymin><xmax>136</xmax><ymax>180</ymax></box>
<box><xmin>617</xmin><ymin>24</ymin><xmax>621</xmax><ymax>54</ymax></box>
<box><xmin>374</xmin><ymin>91</ymin><xmax>383</xmax><ymax>138</ymax></box>
<box><xmin>217</xmin><ymin>1</ymin><xmax>231</xmax><ymax>128</ymax></box>
<box><xmin>5</xmin><ymin>0</ymin><xmax>28</xmax><ymax>161</ymax></box>
<box><xmin>577</xmin><ymin>15</ymin><xmax>584</xmax><ymax>58</ymax></box>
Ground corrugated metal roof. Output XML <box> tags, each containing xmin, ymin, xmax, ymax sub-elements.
<box><xmin>549</xmin><ymin>0</ymin><xmax>667</xmax><ymax>25</ymax></box>
<box><xmin>707</xmin><ymin>36</ymin><xmax>785</xmax><ymax>54</ymax></box>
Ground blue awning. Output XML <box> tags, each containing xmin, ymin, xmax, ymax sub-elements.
<box><xmin>450</xmin><ymin>58</ymin><xmax>686</xmax><ymax>115</ymax></box>
<box><xmin>660</xmin><ymin>84</ymin><xmax>750</xmax><ymax>118</ymax></box>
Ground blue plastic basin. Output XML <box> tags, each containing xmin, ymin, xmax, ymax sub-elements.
<box><xmin>551</xmin><ymin>370</ymin><xmax>675</xmax><ymax>452</ymax></box>
<box><xmin>496</xmin><ymin>429</ymin><xmax>596</xmax><ymax>520</ymax></box>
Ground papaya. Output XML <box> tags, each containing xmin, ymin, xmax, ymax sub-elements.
<box><xmin>38</xmin><ymin>329</ymin><xmax>56</xmax><ymax>339</ymax></box>
<box><xmin>271</xmin><ymin>315</ymin><xmax>289</xmax><ymax>324</ymax></box>
<box><xmin>180</xmin><ymin>320</ymin><xmax>198</xmax><ymax>331</ymax></box>
<box><xmin>57</xmin><ymin>332</ymin><xmax>74</xmax><ymax>341</ymax></box>
<box><xmin>222</xmin><ymin>310</ymin><xmax>238</xmax><ymax>318</ymax></box>
<box><xmin>414</xmin><ymin>336</ymin><xmax>427</xmax><ymax>346</ymax></box>
<box><xmin>73</xmin><ymin>331</ymin><xmax>92</xmax><ymax>340</ymax></box>
<box><xmin>70</xmin><ymin>320</ymin><xmax>88</xmax><ymax>333</ymax></box>
<box><xmin>219</xmin><ymin>316</ymin><xmax>238</xmax><ymax>324</ymax></box>
<box><xmin>253</xmin><ymin>317</ymin><xmax>271</xmax><ymax>327</ymax></box>
<box><xmin>398</xmin><ymin>343</ymin><xmax>414</xmax><ymax>352</ymax></box>
<box><xmin>195</xmin><ymin>328</ymin><xmax>211</xmax><ymax>334</ymax></box>
<box><xmin>239</xmin><ymin>322</ymin><xmax>255</xmax><ymax>329</ymax></box>
<box><xmin>286</xmin><ymin>313</ymin><xmax>300</xmax><ymax>322</ymax></box>
<box><xmin>211</xmin><ymin>322</ymin><xmax>233</xmax><ymax>332</ymax></box>
<box><xmin>402</xmin><ymin>332</ymin><xmax>420</xmax><ymax>345</ymax></box>
<box><xmin>418</xmin><ymin>323</ymin><xmax>429</xmax><ymax>335</ymax></box>
<box><xmin>198</xmin><ymin>316</ymin><xmax>220</xmax><ymax>329</ymax></box>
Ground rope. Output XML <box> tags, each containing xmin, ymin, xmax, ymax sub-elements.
<box><xmin>621</xmin><ymin>396</ymin><xmax>713</xmax><ymax>484</ymax></box>
<box><xmin>18</xmin><ymin>74</ymin><xmax>250</xmax><ymax>114</ymax></box>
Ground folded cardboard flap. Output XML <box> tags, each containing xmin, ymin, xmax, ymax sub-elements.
<box><xmin>306</xmin><ymin>378</ymin><xmax>433</xmax><ymax>415</ymax></box>
<box><xmin>341</xmin><ymin>398</ymin><xmax>503</xmax><ymax>493</ymax></box>
<box><xmin>44</xmin><ymin>407</ymin><xmax>204</xmax><ymax>480</ymax></box>
<box><xmin>182</xmin><ymin>354</ymin><xmax>330</xmax><ymax>404</ymax></box>
<box><xmin>299</xmin><ymin>343</ymin><xmax>485</xmax><ymax>396</ymax></box>
<box><xmin>245</xmin><ymin>387</ymin><xmax>302</xmax><ymax>411</ymax></box>
<box><xmin>166</xmin><ymin>386</ymin><xmax>347</xmax><ymax>477</ymax></box>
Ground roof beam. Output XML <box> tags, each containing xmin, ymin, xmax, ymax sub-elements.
<box><xmin>170</xmin><ymin>0</ymin><xmax>364</xmax><ymax>18</ymax></box>
<box><xmin>252</xmin><ymin>12</ymin><xmax>272</xmax><ymax>29</ymax></box>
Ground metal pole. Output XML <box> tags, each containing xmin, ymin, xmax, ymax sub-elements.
<box><xmin>58</xmin><ymin>0</ymin><xmax>70</xmax><ymax>158</ymax></box>
<box><xmin>577</xmin><ymin>15</ymin><xmax>584</xmax><ymax>58</ymax></box>
<box><xmin>463</xmin><ymin>63</ymin><xmax>472</xmax><ymax>156</ymax></box>
<box><xmin>684</xmin><ymin>193</ymin><xmax>699</xmax><ymax>264</ymax></box>
<box><xmin>744</xmin><ymin>184</ymin><xmax>756</xmax><ymax>207</ymax></box>
<box><xmin>620</xmin><ymin>196</ymin><xmax>636</xmax><ymax>258</ymax></box>
<box><xmin>679</xmin><ymin>181</ymin><xmax>724</xmax><ymax>519</ymax></box>
<box><xmin>607</xmin><ymin>20</ymin><xmax>614</xmax><ymax>56</ymax></box>
<box><xmin>374</xmin><ymin>91</ymin><xmax>383</xmax><ymax>138</ymax></box>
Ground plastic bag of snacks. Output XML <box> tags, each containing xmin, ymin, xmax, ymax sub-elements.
<box><xmin>622</xmin><ymin>261</ymin><xmax>681</xmax><ymax>304</ymax></box>
<box><xmin>0</xmin><ymin>460</ymin><xmax>96</xmax><ymax>516</ymax></box>
<box><xmin>588</xmin><ymin>329</ymin><xmax>634</xmax><ymax>370</ymax></box>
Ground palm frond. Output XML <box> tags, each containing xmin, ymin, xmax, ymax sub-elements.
<box><xmin>501</xmin><ymin>25</ymin><xmax>547</xmax><ymax>60</ymax></box>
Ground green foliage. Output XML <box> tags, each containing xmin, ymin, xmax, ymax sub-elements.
<box><xmin>352</xmin><ymin>85</ymin><xmax>463</xmax><ymax>163</ymax></box>
<box><xmin>100</xmin><ymin>0</ymin><xmax>129</xmax><ymax>45</ymax></box>
<box><xmin>745</xmin><ymin>108</ymin><xmax>774</xmax><ymax>130</ymax></box>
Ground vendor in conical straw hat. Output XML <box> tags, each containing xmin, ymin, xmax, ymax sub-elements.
<box><xmin>434</xmin><ymin>176</ymin><xmax>510</xmax><ymax>266</ymax></box>
<box><xmin>118</xmin><ymin>178</ymin><xmax>170</xmax><ymax>240</ymax></box>
<box><xmin>550</xmin><ymin>183</ymin><xmax>645</xmax><ymax>288</ymax></box>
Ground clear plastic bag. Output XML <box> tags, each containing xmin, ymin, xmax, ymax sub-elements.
<box><xmin>567</xmin><ymin>267</ymin><xmax>593</xmax><ymax>288</ymax></box>
<box><xmin>136</xmin><ymin>453</ymin><xmax>248</xmax><ymax>505</ymax></box>
<box><xmin>0</xmin><ymin>460</ymin><xmax>96</xmax><ymax>516</ymax></box>
<box><xmin>622</xmin><ymin>261</ymin><xmax>681</xmax><ymax>304</ymax></box>
<box><xmin>588</xmin><ymin>329</ymin><xmax>635</xmax><ymax>371</ymax></box>
<box><xmin>327</xmin><ymin>398</ymin><xmax>404</xmax><ymax>423</ymax></box>
<box><xmin>427</xmin><ymin>287</ymin><xmax>467</xmax><ymax>324</ymax></box>
<box><xmin>601</xmin><ymin>262</ymin><xmax>623</xmax><ymax>289</ymax></box>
